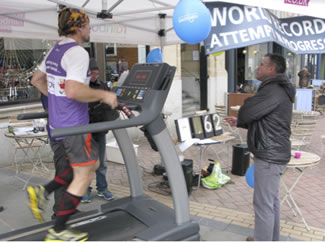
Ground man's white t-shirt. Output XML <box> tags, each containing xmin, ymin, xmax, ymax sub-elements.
<box><xmin>39</xmin><ymin>37</ymin><xmax>90</xmax><ymax>85</ymax></box>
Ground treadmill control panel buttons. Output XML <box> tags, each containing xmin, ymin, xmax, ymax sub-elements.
<box><xmin>115</xmin><ymin>87</ymin><xmax>146</xmax><ymax>102</ymax></box>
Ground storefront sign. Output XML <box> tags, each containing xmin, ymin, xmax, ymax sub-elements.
<box><xmin>204</xmin><ymin>1</ymin><xmax>325</xmax><ymax>54</ymax></box>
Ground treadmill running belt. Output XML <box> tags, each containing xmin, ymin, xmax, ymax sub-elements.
<box><xmin>14</xmin><ymin>211</ymin><xmax>147</xmax><ymax>241</ymax></box>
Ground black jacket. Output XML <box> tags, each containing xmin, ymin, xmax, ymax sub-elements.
<box><xmin>237</xmin><ymin>73</ymin><xmax>296</xmax><ymax>164</ymax></box>
<box><xmin>89</xmin><ymin>80</ymin><xmax>119</xmax><ymax>135</ymax></box>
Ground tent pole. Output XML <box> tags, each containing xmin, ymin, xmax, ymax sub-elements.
<box><xmin>102</xmin><ymin>0</ymin><xmax>107</xmax><ymax>10</ymax></box>
<box><xmin>114</xmin><ymin>6</ymin><xmax>174</xmax><ymax>16</ymax></box>
<box><xmin>0</xmin><ymin>8</ymin><xmax>55</xmax><ymax>16</ymax></box>
<box><xmin>159</xmin><ymin>13</ymin><xmax>166</xmax><ymax>56</ymax></box>
<box><xmin>48</xmin><ymin>0</ymin><xmax>98</xmax><ymax>16</ymax></box>
<box><xmin>108</xmin><ymin>16</ymin><xmax>158</xmax><ymax>24</ymax></box>
<box><xmin>2</xmin><ymin>15</ymin><xmax>57</xmax><ymax>30</ymax></box>
<box><xmin>81</xmin><ymin>0</ymin><xmax>90</xmax><ymax>8</ymax></box>
<box><xmin>107</xmin><ymin>0</ymin><xmax>124</xmax><ymax>13</ymax></box>
<box><xmin>149</xmin><ymin>0</ymin><xmax>174</xmax><ymax>7</ymax></box>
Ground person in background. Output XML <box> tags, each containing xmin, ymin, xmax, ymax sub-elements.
<box><xmin>298</xmin><ymin>66</ymin><xmax>311</xmax><ymax>88</ymax></box>
<box><xmin>0</xmin><ymin>206</ymin><xmax>3</xmax><ymax>212</ymax></box>
<box><xmin>225</xmin><ymin>53</ymin><xmax>295</xmax><ymax>241</ymax></box>
<box><xmin>28</xmin><ymin>7</ymin><xmax>117</xmax><ymax>241</ymax></box>
<box><xmin>81</xmin><ymin>58</ymin><xmax>119</xmax><ymax>203</ymax></box>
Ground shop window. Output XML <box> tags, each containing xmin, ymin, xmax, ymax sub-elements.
<box><xmin>241</xmin><ymin>44</ymin><xmax>268</xmax><ymax>93</ymax></box>
<box><xmin>0</xmin><ymin>38</ymin><xmax>55</xmax><ymax>106</ymax></box>
<box><xmin>284</xmin><ymin>51</ymin><xmax>297</xmax><ymax>85</ymax></box>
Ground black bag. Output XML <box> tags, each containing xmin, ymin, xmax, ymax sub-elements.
<box><xmin>140</xmin><ymin>126</ymin><xmax>158</xmax><ymax>152</ymax></box>
<box><xmin>89</xmin><ymin>81</ymin><xmax>119</xmax><ymax>133</ymax></box>
<box><xmin>89</xmin><ymin>102</ymin><xmax>119</xmax><ymax>123</ymax></box>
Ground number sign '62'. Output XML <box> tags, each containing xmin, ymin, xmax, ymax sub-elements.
<box><xmin>175</xmin><ymin>113</ymin><xmax>223</xmax><ymax>142</ymax></box>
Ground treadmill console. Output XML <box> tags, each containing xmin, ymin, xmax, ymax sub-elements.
<box><xmin>113</xmin><ymin>63</ymin><xmax>174</xmax><ymax>103</ymax></box>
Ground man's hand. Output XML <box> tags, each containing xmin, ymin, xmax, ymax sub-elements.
<box><xmin>224</xmin><ymin>116</ymin><xmax>237</xmax><ymax>127</ymax></box>
<box><xmin>101</xmin><ymin>91</ymin><xmax>118</xmax><ymax>109</ymax></box>
<box><xmin>65</xmin><ymin>80</ymin><xmax>118</xmax><ymax>107</ymax></box>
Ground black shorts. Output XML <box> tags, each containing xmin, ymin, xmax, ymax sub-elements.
<box><xmin>62</xmin><ymin>133</ymin><xmax>98</xmax><ymax>167</ymax></box>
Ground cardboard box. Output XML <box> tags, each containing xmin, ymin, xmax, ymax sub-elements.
<box><xmin>106</xmin><ymin>140</ymin><xmax>138</xmax><ymax>164</ymax></box>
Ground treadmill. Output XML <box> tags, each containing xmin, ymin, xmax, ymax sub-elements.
<box><xmin>0</xmin><ymin>63</ymin><xmax>200</xmax><ymax>241</ymax></box>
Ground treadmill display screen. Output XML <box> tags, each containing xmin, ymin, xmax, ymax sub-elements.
<box><xmin>128</xmin><ymin>70</ymin><xmax>153</xmax><ymax>86</ymax></box>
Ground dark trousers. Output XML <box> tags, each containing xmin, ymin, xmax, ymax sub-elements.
<box><xmin>92</xmin><ymin>134</ymin><xmax>108</xmax><ymax>192</ymax></box>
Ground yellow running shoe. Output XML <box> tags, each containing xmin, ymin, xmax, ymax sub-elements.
<box><xmin>26</xmin><ymin>185</ymin><xmax>47</xmax><ymax>222</ymax></box>
<box><xmin>45</xmin><ymin>228</ymin><xmax>89</xmax><ymax>241</ymax></box>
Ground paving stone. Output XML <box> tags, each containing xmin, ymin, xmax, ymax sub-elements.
<box><xmin>302</xmin><ymin>232</ymin><xmax>324</xmax><ymax>241</ymax></box>
<box><xmin>289</xmin><ymin>233</ymin><xmax>312</xmax><ymax>241</ymax></box>
<box><xmin>313</xmin><ymin>230</ymin><xmax>325</xmax><ymax>236</ymax></box>
<box><xmin>2</xmin><ymin>117</ymin><xmax>325</xmax><ymax>240</ymax></box>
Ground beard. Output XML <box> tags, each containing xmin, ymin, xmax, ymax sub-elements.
<box><xmin>82</xmin><ymin>35</ymin><xmax>90</xmax><ymax>43</ymax></box>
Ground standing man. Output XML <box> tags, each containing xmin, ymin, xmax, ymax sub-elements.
<box><xmin>28</xmin><ymin>8</ymin><xmax>117</xmax><ymax>241</ymax></box>
<box><xmin>81</xmin><ymin>58</ymin><xmax>119</xmax><ymax>203</ymax></box>
<box><xmin>298</xmin><ymin>66</ymin><xmax>311</xmax><ymax>88</ymax></box>
<box><xmin>225</xmin><ymin>53</ymin><xmax>295</xmax><ymax>241</ymax></box>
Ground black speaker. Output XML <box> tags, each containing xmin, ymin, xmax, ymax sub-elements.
<box><xmin>231</xmin><ymin>144</ymin><xmax>250</xmax><ymax>176</ymax></box>
<box><xmin>160</xmin><ymin>159</ymin><xmax>193</xmax><ymax>195</ymax></box>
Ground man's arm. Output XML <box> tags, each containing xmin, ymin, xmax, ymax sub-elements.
<box><xmin>237</xmin><ymin>87</ymin><xmax>279</xmax><ymax>128</ymax></box>
<box><xmin>31</xmin><ymin>70</ymin><xmax>48</xmax><ymax>96</ymax></box>
<box><xmin>65</xmin><ymin>80</ymin><xmax>117</xmax><ymax>109</ymax></box>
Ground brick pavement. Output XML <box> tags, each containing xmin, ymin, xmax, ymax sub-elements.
<box><xmin>5</xmin><ymin>115</ymin><xmax>325</xmax><ymax>240</ymax></box>
<box><xmin>104</xmin><ymin>115</ymin><xmax>325</xmax><ymax>241</ymax></box>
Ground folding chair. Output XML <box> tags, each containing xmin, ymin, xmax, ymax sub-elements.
<box><xmin>6</xmin><ymin>130</ymin><xmax>50</xmax><ymax>190</ymax></box>
<box><xmin>291</xmin><ymin>120</ymin><xmax>317</xmax><ymax>151</ymax></box>
<box><xmin>315</xmin><ymin>94</ymin><xmax>325</xmax><ymax>116</ymax></box>
<box><xmin>321</xmin><ymin>135</ymin><xmax>325</xmax><ymax>157</ymax></box>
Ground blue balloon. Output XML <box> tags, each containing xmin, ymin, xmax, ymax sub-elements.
<box><xmin>147</xmin><ymin>48</ymin><xmax>162</xmax><ymax>63</ymax></box>
<box><xmin>173</xmin><ymin>0</ymin><xmax>212</xmax><ymax>44</ymax></box>
<box><xmin>245</xmin><ymin>164</ymin><xmax>255</xmax><ymax>188</ymax></box>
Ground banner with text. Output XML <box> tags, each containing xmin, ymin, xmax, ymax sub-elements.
<box><xmin>204</xmin><ymin>2</ymin><xmax>325</xmax><ymax>55</ymax></box>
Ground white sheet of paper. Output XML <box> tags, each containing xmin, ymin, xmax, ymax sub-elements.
<box><xmin>195</xmin><ymin>139</ymin><xmax>220</xmax><ymax>145</ymax></box>
<box><xmin>178</xmin><ymin>137</ymin><xmax>223</xmax><ymax>152</ymax></box>
<box><xmin>178</xmin><ymin>138</ymin><xmax>200</xmax><ymax>152</ymax></box>
<box><xmin>13</xmin><ymin>127</ymin><xmax>47</xmax><ymax>136</ymax></box>
<box><xmin>13</xmin><ymin>127</ymin><xmax>33</xmax><ymax>135</ymax></box>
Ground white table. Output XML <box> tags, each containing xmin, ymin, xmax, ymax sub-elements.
<box><xmin>281</xmin><ymin>151</ymin><xmax>320</xmax><ymax>230</ymax></box>
<box><xmin>5</xmin><ymin>130</ymin><xmax>49</xmax><ymax>190</ymax></box>
<box><xmin>194</xmin><ymin>134</ymin><xmax>235</xmax><ymax>188</ymax></box>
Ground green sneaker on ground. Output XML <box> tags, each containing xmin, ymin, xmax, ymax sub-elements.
<box><xmin>26</xmin><ymin>185</ymin><xmax>47</xmax><ymax>222</ymax></box>
<box><xmin>45</xmin><ymin>227</ymin><xmax>88</xmax><ymax>241</ymax></box>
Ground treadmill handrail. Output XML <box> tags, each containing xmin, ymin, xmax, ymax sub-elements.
<box><xmin>51</xmin><ymin>109</ymin><xmax>158</xmax><ymax>138</ymax></box>
<box><xmin>52</xmin><ymin>89</ymin><xmax>167</xmax><ymax>138</ymax></box>
<box><xmin>17</xmin><ymin>112</ymin><xmax>48</xmax><ymax>120</ymax></box>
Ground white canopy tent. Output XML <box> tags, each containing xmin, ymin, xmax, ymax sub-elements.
<box><xmin>1</xmin><ymin>0</ymin><xmax>324</xmax><ymax>47</ymax></box>
<box><xmin>0</xmin><ymin>0</ymin><xmax>182</xmax><ymax>49</ymax></box>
